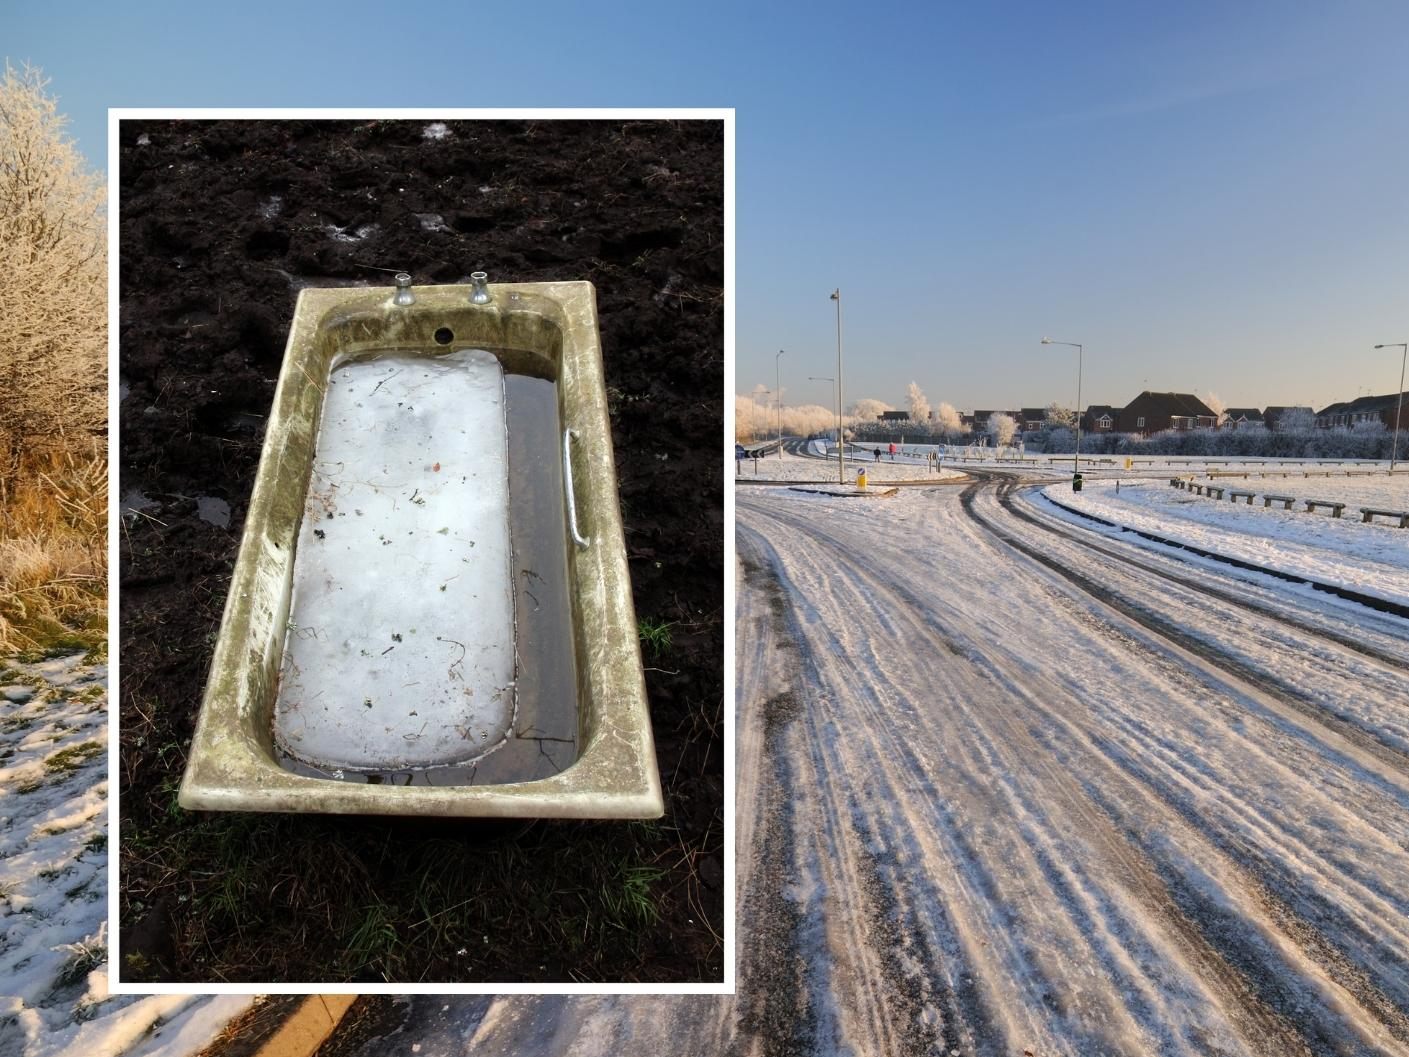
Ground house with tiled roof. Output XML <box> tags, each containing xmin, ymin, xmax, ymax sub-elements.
<box><xmin>1222</xmin><ymin>408</ymin><xmax>1264</xmax><ymax>429</ymax></box>
<box><xmin>1080</xmin><ymin>405</ymin><xmax>1117</xmax><ymax>433</ymax></box>
<box><xmin>1315</xmin><ymin>393</ymin><xmax>1408</xmax><ymax>430</ymax></box>
<box><xmin>1018</xmin><ymin>408</ymin><xmax>1047</xmax><ymax>432</ymax></box>
<box><xmin>1116</xmin><ymin>392</ymin><xmax>1217</xmax><ymax>436</ymax></box>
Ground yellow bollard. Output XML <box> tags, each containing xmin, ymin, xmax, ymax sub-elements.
<box><xmin>857</xmin><ymin>470</ymin><xmax>868</xmax><ymax>492</ymax></box>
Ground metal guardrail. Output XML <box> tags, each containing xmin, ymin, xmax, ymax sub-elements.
<box><xmin>739</xmin><ymin>439</ymin><xmax>782</xmax><ymax>456</ymax></box>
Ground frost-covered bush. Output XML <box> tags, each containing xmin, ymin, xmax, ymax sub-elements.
<box><xmin>1021</xmin><ymin>424</ymin><xmax>1397</xmax><ymax>460</ymax></box>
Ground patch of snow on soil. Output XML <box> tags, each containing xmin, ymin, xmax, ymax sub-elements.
<box><xmin>325</xmin><ymin>223</ymin><xmax>378</xmax><ymax>244</ymax></box>
<box><xmin>195</xmin><ymin>497</ymin><xmax>230</xmax><ymax>529</ymax></box>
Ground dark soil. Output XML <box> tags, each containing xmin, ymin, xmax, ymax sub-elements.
<box><xmin>116</xmin><ymin>119</ymin><xmax>723</xmax><ymax>984</ymax></box>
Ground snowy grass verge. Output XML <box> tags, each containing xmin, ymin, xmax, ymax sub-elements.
<box><xmin>1043</xmin><ymin>479</ymin><xmax>1409</xmax><ymax>608</ymax></box>
<box><xmin>736</xmin><ymin>445</ymin><xmax>963</xmax><ymax>482</ymax></box>
<box><xmin>0</xmin><ymin>650</ymin><xmax>252</xmax><ymax>1057</ymax></box>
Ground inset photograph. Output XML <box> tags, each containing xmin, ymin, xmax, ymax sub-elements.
<box><xmin>115</xmin><ymin>114</ymin><xmax>725</xmax><ymax>985</ymax></box>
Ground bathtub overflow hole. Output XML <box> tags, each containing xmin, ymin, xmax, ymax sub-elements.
<box><xmin>433</xmin><ymin>327</ymin><xmax>454</xmax><ymax>346</ymax></box>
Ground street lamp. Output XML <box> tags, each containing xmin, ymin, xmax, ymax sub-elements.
<box><xmin>1041</xmin><ymin>337</ymin><xmax>1083</xmax><ymax>487</ymax></box>
<box><xmin>775</xmin><ymin>349</ymin><xmax>786</xmax><ymax>459</ymax></box>
<box><xmin>810</xmin><ymin>376</ymin><xmax>836</xmax><ymax>457</ymax></box>
<box><xmin>1375</xmin><ymin>342</ymin><xmax>1408</xmax><ymax>472</ymax></box>
<box><xmin>831</xmin><ymin>289</ymin><xmax>844</xmax><ymax>484</ymax></box>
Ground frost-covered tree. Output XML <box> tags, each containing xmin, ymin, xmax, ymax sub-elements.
<box><xmin>987</xmin><ymin>411</ymin><xmax>1017</xmax><ymax>447</ymax></box>
<box><xmin>734</xmin><ymin>394</ymin><xmax>760</xmax><ymax>441</ymax></box>
<box><xmin>1204</xmin><ymin>391</ymin><xmax>1227</xmax><ymax>427</ymax></box>
<box><xmin>1044</xmin><ymin>403</ymin><xmax>1076</xmax><ymax>429</ymax></box>
<box><xmin>934</xmin><ymin>401</ymin><xmax>964</xmax><ymax>435</ymax></box>
<box><xmin>0</xmin><ymin>64</ymin><xmax>106</xmax><ymax>465</ymax></box>
<box><xmin>906</xmin><ymin>381</ymin><xmax>930</xmax><ymax>425</ymax></box>
<box><xmin>1275</xmin><ymin>407</ymin><xmax>1316</xmax><ymax>432</ymax></box>
<box><xmin>849</xmin><ymin>397</ymin><xmax>893</xmax><ymax>421</ymax></box>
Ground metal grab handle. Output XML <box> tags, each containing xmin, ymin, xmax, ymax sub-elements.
<box><xmin>563</xmin><ymin>429</ymin><xmax>591</xmax><ymax>548</ymax></box>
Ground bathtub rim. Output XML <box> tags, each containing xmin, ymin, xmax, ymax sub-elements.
<box><xmin>177</xmin><ymin>279</ymin><xmax>664</xmax><ymax>819</ymax></box>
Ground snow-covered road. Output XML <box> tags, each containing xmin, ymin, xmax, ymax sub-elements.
<box><xmin>730</xmin><ymin>478</ymin><xmax>1409</xmax><ymax>1056</ymax></box>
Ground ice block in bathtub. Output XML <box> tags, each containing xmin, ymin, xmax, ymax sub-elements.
<box><xmin>272</xmin><ymin>348</ymin><xmax>517</xmax><ymax>771</ymax></box>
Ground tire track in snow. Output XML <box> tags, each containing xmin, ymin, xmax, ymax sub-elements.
<box><xmin>958</xmin><ymin>479</ymin><xmax>1409</xmax><ymax>785</ymax></box>
<box><xmin>743</xmin><ymin>488</ymin><xmax>1409</xmax><ymax>1055</ymax></box>
<box><xmin>745</xmin><ymin>496</ymin><xmax>1332</xmax><ymax>1054</ymax></box>
<box><xmin>739</xmin><ymin>528</ymin><xmax>979</xmax><ymax>1056</ymax></box>
<box><xmin>739</xmin><ymin>520</ymin><xmax>1013</xmax><ymax>1054</ymax></box>
<box><xmin>734</xmin><ymin>540</ymin><xmax>819</xmax><ymax>1057</ymax></box>
<box><xmin>946</xmin><ymin>481</ymin><xmax>1409</xmax><ymax>1048</ymax></box>
<box><xmin>742</xmin><ymin>497</ymin><xmax>1304</xmax><ymax>1054</ymax></box>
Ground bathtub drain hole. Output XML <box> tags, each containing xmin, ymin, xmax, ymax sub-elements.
<box><xmin>434</xmin><ymin>327</ymin><xmax>454</xmax><ymax>346</ymax></box>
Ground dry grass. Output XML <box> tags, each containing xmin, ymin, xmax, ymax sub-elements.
<box><xmin>0</xmin><ymin>446</ymin><xmax>106</xmax><ymax>656</ymax></box>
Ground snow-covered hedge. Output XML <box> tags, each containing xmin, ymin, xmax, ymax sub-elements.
<box><xmin>1030</xmin><ymin>423</ymin><xmax>1397</xmax><ymax>459</ymax></box>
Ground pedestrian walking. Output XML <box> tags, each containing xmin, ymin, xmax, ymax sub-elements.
<box><xmin>873</xmin><ymin>447</ymin><xmax>881</xmax><ymax>463</ymax></box>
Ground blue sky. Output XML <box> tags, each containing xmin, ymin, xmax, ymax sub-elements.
<box><xmin>8</xmin><ymin>0</ymin><xmax>1408</xmax><ymax>413</ymax></box>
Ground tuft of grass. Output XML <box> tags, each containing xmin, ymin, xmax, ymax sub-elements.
<box><xmin>344</xmin><ymin>903</ymin><xmax>401</xmax><ymax>974</ymax></box>
<box><xmin>602</xmin><ymin>862</ymin><xmax>667</xmax><ymax>930</ymax></box>
<box><xmin>55</xmin><ymin>940</ymin><xmax>106</xmax><ymax>988</ymax></box>
<box><xmin>0</xmin><ymin>448</ymin><xmax>107</xmax><ymax>656</ymax></box>
<box><xmin>637</xmin><ymin>617</ymin><xmax>674</xmax><ymax>659</ymax></box>
<box><xmin>43</xmin><ymin>740</ymin><xmax>103</xmax><ymax>773</ymax></box>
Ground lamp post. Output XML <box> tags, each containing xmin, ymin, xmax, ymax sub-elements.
<box><xmin>775</xmin><ymin>349</ymin><xmax>786</xmax><ymax>459</ymax></box>
<box><xmin>1041</xmin><ymin>337</ymin><xmax>1083</xmax><ymax>487</ymax></box>
<box><xmin>831</xmin><ymin>289</ymin><xmax>844</xmax><ymax>483</ymax></box>
<box><xmin>810</xmin><ymin>376</ymin><xmax>836</xmax><ymax>459</ymax></box>
<box><xmin>1375</xmin><ymin>342</ymin><xmax>1408</xmax><ymax>472</ymax></box>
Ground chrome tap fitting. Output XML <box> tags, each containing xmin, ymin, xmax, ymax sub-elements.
<box><xmin>393</xmin><ymin>272</ymin><xmax>415</xmax><ymax>306</ymax></box>
<box><xmin>470</xmin><ymin>271</ymin><xmax>491</xmax><ymax>305</ymax></box>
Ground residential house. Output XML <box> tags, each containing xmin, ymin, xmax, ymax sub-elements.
<box><xmin>1315</xmin><ymin>393</ymin><xmax>1409</xmax><ymax>430</ymax></box>
<box><xmin>1018</xmin><ymin>408</ymin><xmax>1047</xmax><ymax>433</ymax></box>
<box><xmin>1116</xmin><ymin>392</ymin><xmax>1218</xmax><ymax>436</ymax></box>
<box><xmin>878</xmin><ymin>410</ymin><xmax>910</xmax><ymax>422</ymax></box>
<box><xmin>1080</xmin><ymin>405</ymin><xmax>1117</xmax><ymax>433</ymax></box>
<box><xmin>1222</xmin><ymin>408</ymin><xmax>1264</xmax><ymax>429</ymax></box>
